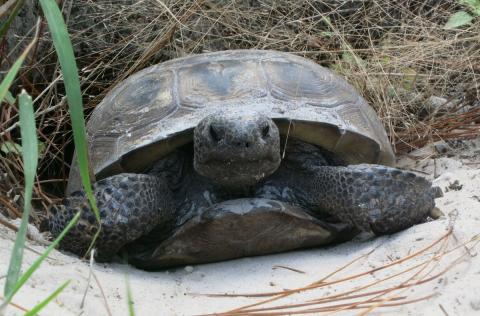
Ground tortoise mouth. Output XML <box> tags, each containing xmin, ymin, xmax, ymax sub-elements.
<box><xmin>202</xmin><ymin>154</ymin><xmax>278</xmax><ymax>165</ymax></box>
<box><xmin>126</xmin><ymin>198</ymin><xmax>356</xmax><ymax>270</ymax></box>
<box><xmin>195</xmin><ymin>155</ymin><xmax>281</xmax><ymax>187</ymax></box>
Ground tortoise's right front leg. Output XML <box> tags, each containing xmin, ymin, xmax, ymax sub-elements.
<box><xmin>257</xmin><ymin>164</ymin><xmax>440</xmax><ymax>235</ymax></box>
<box><xmin>46</xmin><ymin>174</ymin><xmax>176</xmax><ymax>261</ymax></box>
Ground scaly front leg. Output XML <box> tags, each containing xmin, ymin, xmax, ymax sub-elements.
<box><xmin>46</xmin><ymin>174</ymin><xmax>176</xmax><ymax>261</ymax></box>
<box><xmin>257</xmin><ymin>164</ymin><xmax>440</xmax><ymax>235</ymax></box>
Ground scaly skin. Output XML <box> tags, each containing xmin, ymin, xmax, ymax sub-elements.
<box><xmin>47</xmin><ymin>174</ymin><xmax>175</xmax><ymax>261</ymax></box>
<box><xmin>307</xmin><ymin>164</ymin><xmax>436</xmax><ymax>234</ymax></box>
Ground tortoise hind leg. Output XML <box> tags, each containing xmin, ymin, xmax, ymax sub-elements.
<box><xmin>47</xmin><ymin>173</ymin><xmax>176</xmax><ymax>261</ymax></box>
<box><xmin>257</xmin><ymin>164</ymin><xmax>439</xmax><ymax>235</ymax></box>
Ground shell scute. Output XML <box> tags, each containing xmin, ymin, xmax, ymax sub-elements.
<box><xmin>263</xmin><ymin>59</ymin><xmax>358</xmax><ymax>108</ymax></box>
<box><xmin>112</xmin><ymin>71</ymin><xmax>177</xmax><ymax>126</ymax></box>
<box><xmin>177</xmin><ymin>60</ymin><xmax>267</xmax><ymax>108</ymax></box>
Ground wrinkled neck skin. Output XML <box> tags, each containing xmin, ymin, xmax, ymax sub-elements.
<box><xmin>193</xmin><ymin>111</ymin><xmax>282</xmax><ymax>192</ymax></box>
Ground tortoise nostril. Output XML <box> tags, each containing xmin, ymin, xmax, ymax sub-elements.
<box><xmin>209</xmin><ymin>125</ymin><xmax>223</xmax><ymax>143</ymax></box>
<box><xmin>261</xmin><ymin>124</ymin><xmax>270</xmax><ymax>138</ymax></box>
<box><xmin>245</xmin><ymin>142</ymin><xmax>250</xmax><ymax>148</ymax></box>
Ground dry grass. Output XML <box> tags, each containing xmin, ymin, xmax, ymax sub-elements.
<box><xmin>198</xmin><ymin>224</ymin><xmax>480</xmax><ymax>315</ymax></box>
<box><xmin>1</xmin><ymin>0</ymin><xmax>479</xmax><ymax>220</ymax></box>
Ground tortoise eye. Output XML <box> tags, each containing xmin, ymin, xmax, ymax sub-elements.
<box><xmin>261</xmin><ymin>124</ymin><xmax>270</xmax><ymax>138</ymax></box>
<box><xmin>209</xmin><ymin>125</ymin><xmax>223</xmax><ymax>142</ymax></box>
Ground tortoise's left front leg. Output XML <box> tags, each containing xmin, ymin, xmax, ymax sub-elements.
<box><xmin>257</xmin><ymin>164</ymin><xmax>441</xmax><ymax>235</ymax></box>
<box><xmin>46</xmin><ymin>173</ymin><xmax>176</xmax><ymax>261</ymax></box>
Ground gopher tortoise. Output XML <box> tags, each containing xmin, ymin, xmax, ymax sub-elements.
<box><xmin>46</xmin><ymin>50</ymin><xmax>439</xmax><ymax>269</ymax></box>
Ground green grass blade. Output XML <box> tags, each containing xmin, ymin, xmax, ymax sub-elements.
<box><xmin>0</xmin><ymin>23</ymin><xmax>37</xmax><ymax>108</ymax></box>
<box><xmin>4</xmin><ymin>91</ymin><xmax>38</xmax><ymax>297</ymax></box>
<box><xmin>3</xmin><ymin>212</ymin><xmax>80</xmax><ymax>304</ymax></box>
<box><xmin>4</xmin><ymin>91</ymin><xmax>15</xmax><ymax>105</ymax></box>
<box><xmin>125</xmin><ymin>274</ymin><xmax>136</xmax><ymax>316</ymax></box>
<box><xmin>0</xmin><ymin>0</ymin><xmax>25</xmax><ymax>40</ymax></box>
<box><xmin>39</xmin><ymin>0</ymin><xmax>101</xmax><ymax>248</ymax></box>
<box><xmin>24</xmin><ymin>280</ymin><xmax>70</xmax><ymax>316</ymax></box>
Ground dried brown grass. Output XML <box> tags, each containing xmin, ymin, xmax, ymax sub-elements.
<box><xmin>1</xmin><ymin>0</ymin><xmax>479</xmax><ymax>220</ymax></box>
<box><xmin>197</xmin><ymin>225</ymin><xmax>480</xmax><ymax>315</ymax></box>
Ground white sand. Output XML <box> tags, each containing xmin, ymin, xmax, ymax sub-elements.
<box><xmin>1</xmin><ymin>140</ymin><xmax>479</xmax><ymax>316</ymax></box>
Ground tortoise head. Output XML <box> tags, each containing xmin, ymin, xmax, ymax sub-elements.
<box><xmin>193</xmin><ymin>111</ymin><xmax>281</xmax><ymax>188</ymax></box>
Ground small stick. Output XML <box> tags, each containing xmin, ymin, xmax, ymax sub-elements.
<box><xmin>92</xmin><ymin>271</ymin><xmax>113</xmax><ymax>316</ymax></box>
<box><xmin>439</xmin><ymin>304</ymin><xmax>450</xmax><ymax>316</ymax></box>
<box><xmin>80</xmin><ymin>249</ymin><xmax>95</xmax><ymax>310</ymax></box>
<box><xmin>272</xmin><ymin>265</ymin><xmax>305</xmax><ymax>274</ymax></box>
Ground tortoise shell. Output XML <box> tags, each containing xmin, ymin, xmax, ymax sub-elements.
<box><xmin>68</xmin><ymin>50</ymin><xmax>394</xmax><ymax>192</ymax></box>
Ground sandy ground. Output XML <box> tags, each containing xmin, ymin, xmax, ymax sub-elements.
<box><xmin>1</xmin><ymin>140</ymin><xmax>479</xmax><ymax>316</ymax></box>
